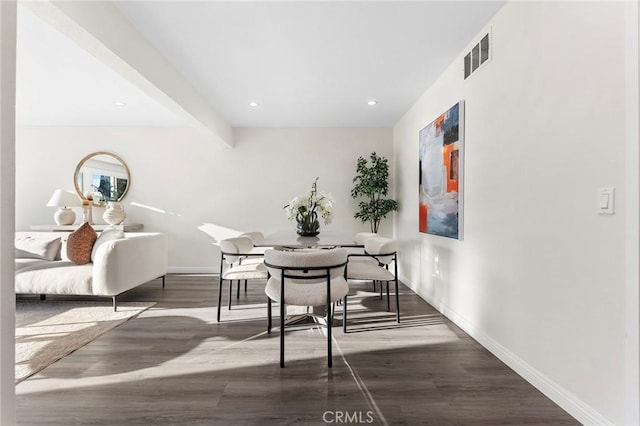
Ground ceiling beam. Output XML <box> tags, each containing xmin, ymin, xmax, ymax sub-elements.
<box><xmin>21</xmin><ymin>0</ymin><xmax>234</xmax><ymax>148</ymax></box>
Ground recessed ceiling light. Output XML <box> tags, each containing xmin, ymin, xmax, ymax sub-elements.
<box><xmin>367</xmin><ymin>100</ymin><xmax>378</xmax><ymax>106</ymax></box>
<box><xmin>248</xmin><ymin>101</ymin><xmax>259</xmax><ymax>108</ymax></box>
<box><xmin>114</xmin><ymin>101</ymin><xmax>127</xmax><ymax>107</ymax></box>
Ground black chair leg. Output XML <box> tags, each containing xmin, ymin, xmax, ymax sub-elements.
<box><xmin>228</xmin><ymin>281</ymin><xmax>233</xmax><ymax>309</ymax></box>
<box><xmin>280</xmin><ymin>275</ymin><xmax>285</xmax><ymax>368</ymax></box>
<box><xmin>162</xmin><ymin>275</ymin><xmax>165</xmax><ymax>289</ymax></box>
<box><xmin>236</xmin><ymin>280</ymin><xmax>240</xmax><ymax>299</ymax></box>
<box><xmin>386</xmin><ymin>281</ymin><xmax>390</xmax><ymax>312</ymax></box>
<box><xmin>343</xmin><ymin>295</ymin><xmax>348</xmax><ymax>333</ymax></box>
<box><xmin>280</xmin><ymin>298</ymin><xmax>285</xmax><ymax>367</ymax></box>
<box><xmin>327</xmin><ymin>300</ymin><xmax>332</xmax><ymax>368</ymax></box>
<box><xmin>267</xmin><ymin>297</ymin><xmax>272</xmax><ymax>334</ymax></box>
<box><xmin>395</xmin><ymin>278</ymin><xmax>400</xmax><ymax>323</ymax></box>
<box><xmin>379</xmin><ymin>280</ymin><xmax>383</xmax><ymax>299</ymax></box>
<box><xmin>217</xmin><ymin>278</ymin><xmax>223</xmax><ymax>322</ymax></box>
<box><xmin>244</xmin><ymin>280</ymin><xmax>248</xmax><ymax>292</ymax></box>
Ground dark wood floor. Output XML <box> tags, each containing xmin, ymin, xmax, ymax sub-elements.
<box><xmin>16</xmin><ymin>275</ymin><xmax>578</xmax><ymax>425</ymax></box>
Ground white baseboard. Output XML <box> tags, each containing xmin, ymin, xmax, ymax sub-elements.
<box><xmin>167</xmin><ymin>266</ymin><xmax>219</xmax><ymax>275</ymax></box>
<box><xmin>401</xmin><ymin>274</ymin><xmax>613</xmax><ymax>426</ymax></box>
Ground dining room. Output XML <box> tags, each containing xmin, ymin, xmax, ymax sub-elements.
<box><xmin>5</xmin><ymin>0</ymin><xmax>637</xmax><ymax>424</ymax></box>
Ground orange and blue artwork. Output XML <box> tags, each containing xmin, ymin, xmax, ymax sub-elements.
<box><xmin>419</xmin><ymin>102</ymin><xmax>463</xmax><ymax>239</ymax></box>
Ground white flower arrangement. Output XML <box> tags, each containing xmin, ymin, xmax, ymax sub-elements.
<box><xmin>284</xmin><ymin>177</ymin><xmax>334</xmax><ymax>226</ymax></box>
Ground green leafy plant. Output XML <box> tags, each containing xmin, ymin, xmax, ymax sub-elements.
<box><xmin>351</xmin><ymin>152</ymin><xmax>399</xmax><ymax>233</ymax></box>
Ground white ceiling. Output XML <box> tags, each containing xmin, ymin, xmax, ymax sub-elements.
<box><xmin>16</xmin><ymin>1</ymin><xmax>505</xmax><ymax>128</ymax></box>
<box><xmin>15</xmin><ymin>5</ymin><xmax>189</xmax><ymax>127</ymax></box>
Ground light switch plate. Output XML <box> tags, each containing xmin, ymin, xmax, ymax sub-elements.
<box><xmin>597</xmin><ymin>187</ymin><xmax>615</xmax><ymax>214</ymax></box>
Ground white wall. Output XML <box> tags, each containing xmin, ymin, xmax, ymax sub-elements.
<box><xmin>624</xmin><ymin>3</ymin><xmax>640</xmax><ymax>423</ymax></box>
<box><xmin>393</xmin><ymin>2</ymin><xmax>630</xmax><ymax>424</ymax></box>
<box><xmin>0</xmin><ymin>1</ymin><xmax>16</xmax><ymax>423</ymax></box>
<box><xmin>16</xmin><ymin>126</ymin><xmax>393</xmax><ymax>271</ymax></box>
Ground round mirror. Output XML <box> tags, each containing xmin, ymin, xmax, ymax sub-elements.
<box><xmin>74</xmin><ymin>152</ymin><xmax>131</xmax><ymax>202</ymax></box>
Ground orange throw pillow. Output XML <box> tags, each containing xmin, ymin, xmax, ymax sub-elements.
<box><xmin>66</xmin><ymin>222</ymin><xmax>97</xmax><ymax>265</ymax></box>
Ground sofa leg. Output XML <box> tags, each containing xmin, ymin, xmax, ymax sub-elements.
<box><xmin>162</xmin><ymin>275</ymin><xmax>166</xmax><ymax>289</ymax></box>
<box><xmin>39</xmin><ymin>294</ymin><xmax>46</xmax><ymax>301</ymax></box>
<box><xmin>112</xmin><ymin>296</ymin><xmax>117</xmax><ymax>312</ymax></box>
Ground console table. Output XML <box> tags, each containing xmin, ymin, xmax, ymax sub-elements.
<box><xmin>30</xmin><ymin>224</ymin><xmax>144</xmax><ymax>232</ymax></box>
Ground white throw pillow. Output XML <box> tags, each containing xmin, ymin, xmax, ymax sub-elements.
<box><xmin>90</xmin><ymin>227</ymin><xmax>125</xmax><ymax>262</ymax></box>
<box><xmin>15</xmin><ymin>237</ymin><xmax>62</xmax><ymax>261</ymax></box>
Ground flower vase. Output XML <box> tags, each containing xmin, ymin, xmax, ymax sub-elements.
<box><xmin>296</xmin><ymin>211</ymin><xmax>320</xmax><ymax>236</ymax></box>
<box><xmin>103</xmin><ymin>202</ymin><xmax>126</xmax><ymax>225</ymax></box>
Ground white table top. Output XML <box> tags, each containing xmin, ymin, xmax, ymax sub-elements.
<box><xmin>259</xmin><ymin>230</ymin><xmax>361</xmax><ymax>248</ymax></box>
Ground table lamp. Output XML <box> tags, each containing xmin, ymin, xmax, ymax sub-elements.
<box><xmin>47</xmin><ymin>189</ymin><xmax>81</xmax><ymax>225</ymax></box>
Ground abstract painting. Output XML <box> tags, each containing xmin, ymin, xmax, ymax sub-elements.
<box><xmin>418</xmin><ymin>102</ymin><xmax>464</xmax><ymax>239</ymax></box>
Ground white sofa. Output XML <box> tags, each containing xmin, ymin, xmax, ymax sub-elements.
<box><xmin>15</xmin><ymin>231</ymin><xmax>168</xmax><ymax>310</ymax></box>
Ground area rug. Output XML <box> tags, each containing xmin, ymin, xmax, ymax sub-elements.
<box><xmin>15</xmin><ymin>300</ymin><xmax>155</xmax><ymax>384</ymax></box>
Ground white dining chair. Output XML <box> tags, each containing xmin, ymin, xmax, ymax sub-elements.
<box><xmin>235</xmin><ymin>231</ymin><xmax>270</xmax><ymax>292</ymax></box>
<box><xmin>217</xmin><ymin>236</ymin><xmax>268</xmax><ymax>322</ymax></box>
<box><xmin>238</xmin><ymin>231</ymin><xmax>267</xmax><ymax>248</ymax></box>
<box><xmin>348</xmin><ymin>232</ymin><xmax>380</xmax><ymax>293</ymax></box>
<box><xmin>353</xmin><ymin>232</ymin><xmax>378</xmax><ymax>246</ymax></box>
<box><xmin>345</xmin><ymin>236</ymin><xmax>400</xmax><ymax>329</ymax></box>
<box><xmin>264</xmin><ymin>247</ymin><xmax>348</xmax><ymax>368</ymax></box>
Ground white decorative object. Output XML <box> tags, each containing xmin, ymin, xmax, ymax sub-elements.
<box><xmin>284</xmin><ymin>177</ymin><xmax>333</xmax><ymax>236</ymax></box>
<box><xmin>82</xmin><ymin>203</ymin><xmax>93</xmax><ymax>224</ymax></box>
<box><xmin>92</xmin><ymin>205</ymin><xmax>107</xmax><ymax>225</ymax></box>
<box><xmin>92</xmin><ymin>192</ymin><xmax>105</xmax><ymax>206</ymax></box>
<box><xmin>47</xmin><ymin>189</ymin><xmax>81</xmax><ymax>226</ymax></box>
<box><xmin>102</xmin><ymin>202</ymin><xmax>126</xmax><ymax>225</ymax></box>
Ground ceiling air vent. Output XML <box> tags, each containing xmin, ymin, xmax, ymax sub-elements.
<box><xmin>464</xmin><ymin>32</ymin><xmax>490</xmax><ymax>79</ymax></box>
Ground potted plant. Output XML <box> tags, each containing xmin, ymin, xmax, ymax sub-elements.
<box><xmin>284</xmin><ymin>177</ymin><xmax>334</xmax><ymax>236</ymax></box>
<box><xmin>351</xmin><ymin>152</ymin><xmax>399</xmax><ymax>233</ymax></box>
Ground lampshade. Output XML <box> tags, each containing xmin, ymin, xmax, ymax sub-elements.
<box><xmin>47</xmin><ymin>189</ymin><xmax>81</xmax><ymax>208</ymax></box>
<box><xmin>46</xmin><ymin>190</ymin><xmax>81</xmax><ymax>225</ymax></box>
